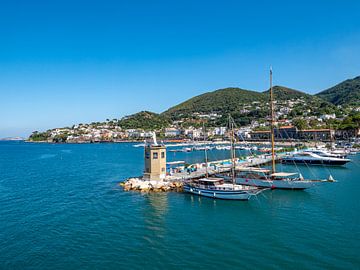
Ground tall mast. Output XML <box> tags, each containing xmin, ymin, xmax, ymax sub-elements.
<box><xmin>229</xmin><ymin>115</ymin><xmax>236</xmax><ymax>184</ymax></box>
<box><xmin>203</xmin><ymin>122</ymin><xmax>209</xmax><ymax>178</ymax></box>
<box><xmin>270</xmin><ymin>67</ymin><xmax>276</xmax><ymax>174</ymax></box>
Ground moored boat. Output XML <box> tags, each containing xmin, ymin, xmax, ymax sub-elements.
<box><xmin>308</xmin><ymin>148</ymin><xmax>348</xmax><ymax>158</ymax></box>
<box><xmin>184</xmin><ymin>178</ymin><xmax>263</xmax><ymax>200</ymax></box>
<box><xmin>282</xmin><ymin>152</ymin><xmax>351</xmax><ymax>166</ymax></box>
<box><xmin>234</xmin><ymin>169</ymin><xmax>316</xmax><ymax>190</ymax></box>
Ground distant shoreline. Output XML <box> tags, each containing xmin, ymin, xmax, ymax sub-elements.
<box><xmin>0</xmin><ymin>138</ymin><xmax>25</xmax><ymax>142</ymax></box>
<box><xmin>25</xmin><ymin>140</ymin><xmax>144</xmax><ymax>144</ymax></box>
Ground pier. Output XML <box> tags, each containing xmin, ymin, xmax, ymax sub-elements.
<box><xmin>165</xmin><ymin>153</ymin><xmax>286</xmax><ymax>182</ymax></box>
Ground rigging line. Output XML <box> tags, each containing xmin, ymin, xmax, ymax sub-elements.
<box><xmin>280</xmin><ymin>126</ymin><xmax>319</xmax><ymax>180</ymax></box>
<box><xmin>270</xmin><ymin>67</ymin><xmax>276</xmax><ymax>175</ymax></box>
<box><xmin>229</xmin><ymin>115</ymin><xmax>236</xmax><ymax>185</ymax></box>
<box><xmin>278</xmin><ymin>126</ymin><xmax>303</xmax><ymax>173</ymax></box>
<box><xmin>230</xmin><ymin>116</ymin><xmax>271</xmax><ymax>182</ymax></box>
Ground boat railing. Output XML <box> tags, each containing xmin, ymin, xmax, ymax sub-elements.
<box><xmin>192</xmin><ymin>184</ymin><xmax>233</xmax><ymax>191</ymax></box>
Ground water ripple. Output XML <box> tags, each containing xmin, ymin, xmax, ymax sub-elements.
<box><xmin>0</xmin><ymin>141</ymin><xmax>359</xmax><ymax>269</ymax></box>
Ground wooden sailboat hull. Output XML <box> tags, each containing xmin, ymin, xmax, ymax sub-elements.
<box><xmin>183</xmin><ymin>185</ymin><xmax>254</xmax><ymax>200</ymax></box>
<box><xmin>235</xmin><ymin>177</ymin><xmax>314</xmax><ymax>190</ymax></box>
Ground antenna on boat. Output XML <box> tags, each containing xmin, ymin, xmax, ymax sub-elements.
<box><xmin>270</xmin><ymin>66</ymin><xmax>276</xmax><ymax>175</ymax></box>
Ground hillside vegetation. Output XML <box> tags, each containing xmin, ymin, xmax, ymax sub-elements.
<box><xmin>316</xmin><ymin>76</ymin><xmax>360</xmax><ymax>106</ymax></box>
<box><xmin>264</xmin><ymin>86</ymin><xmax>313</xmax><ymax>100</ymax></box>
<box><xmin>162</xmin><ymin>87</ymin><xmax>265</xmax><ymax>118</ymax></box>
<box><xmin>162</xmin><ymin>85</ymin><xmax>337</xmax><ymax>127</ymax></box>
<box><xmin>119</xmin><ymin>111</ymin><xmax>171</xmax><ymax>130</ymax></box>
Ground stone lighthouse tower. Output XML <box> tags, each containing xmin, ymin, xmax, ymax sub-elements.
<box><xmin>143</xmin><ymin>133</ymin><xmax>166</xmax><ymax>181</ymax></box>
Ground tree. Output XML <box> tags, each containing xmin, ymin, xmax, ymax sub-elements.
<box><xmin>293</xmin><ymin>118</ymin><xmax>308</xmax><ymax>130</ymax></box>
<box><xmin>309</xmin><ymin>119</ymin><xmax>320</xmax><ymax>128</ymax></box>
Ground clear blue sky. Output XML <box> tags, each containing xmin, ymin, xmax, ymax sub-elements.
<box><xmin>1</xmin><ymin>0</ymin><xmax>360</xmax><ymax>137</ymax></box>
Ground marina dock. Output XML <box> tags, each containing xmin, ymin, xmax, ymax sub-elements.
<box><xmin>122</xmin><ymin>136</ymin><xmax>293</xmax><ymax>190</ymax></box>
<box><xmin>165</xmin><ymin>153</ymin><xmax>286</xmax><ymax>182</ymax></box>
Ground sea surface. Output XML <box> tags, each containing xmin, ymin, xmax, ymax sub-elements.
<box><xmin>0</xmin><ymin>141</ymin><xmax>359</xmax><ymax>269</ymax></box>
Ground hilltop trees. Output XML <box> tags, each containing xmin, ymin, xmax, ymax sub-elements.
<box><xmin>29</xmin><ymin>131</ymin><xmax>50</xmax><ymax>141</ymax></box>
<box><xmin>118</xmin><ymin>111</ymin><xmax>171</xmax><ymax>131</ymax></box>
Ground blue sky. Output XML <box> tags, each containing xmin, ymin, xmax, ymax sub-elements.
<box><xmin>1</xmin><ymin>0</ymin><xmax>360</xmax><ymax>137</ymax></box>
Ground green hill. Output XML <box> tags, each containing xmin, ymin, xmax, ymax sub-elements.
<box><xmin>119</xmin><ymin>111</ymin><xmax>171</xmax><ymax>130</ymax></box>
<box><xmin>164</xmin><ymin>86</ymin><xmax>321</xmax><ymax>119</ymax></box>
<box><xmin>316</xmin><ymin>76</ymin><xmax>360</xmax><ymax>106</ymax></box>
<box><xmin>162</xmin><ymin>87</ymin><xmax>265</xmax><ymax>120</ymax></box>
<box><xmin>264</xmin><ymin>85</ymin><xmax>314</xmax><ymax>101</ymax></box>
<box><xmin>162</xmin><ymin>85</ymin><xmax>332</xmax><ymax>127</ymax></box>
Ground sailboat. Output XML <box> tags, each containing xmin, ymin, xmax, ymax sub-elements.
<box><xmin>234</xmin><ymin>68</ymin><xmax>335</xmax><ymax>189</ymax></box>
<box><xmin>183</xmin><ymin>122</ymin><xmax>265</xmax><ymax>200</ymax></box>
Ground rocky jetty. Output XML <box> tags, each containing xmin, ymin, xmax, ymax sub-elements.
<box><xmin>120</xmin><ymin>178</ymin><xmax>183</xmax><ymax>192</ymax></box>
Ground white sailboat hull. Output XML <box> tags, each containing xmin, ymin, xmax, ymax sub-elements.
<box><xmin>236</xmin><ymin>177</ymin><xmax>314</xmax><ymax>190</ymax></box>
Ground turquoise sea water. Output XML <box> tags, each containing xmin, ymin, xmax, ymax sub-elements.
<box><xmin>0</xmin><ymin>141</ymin><xmax>359</xmax><ymax>269</ymax></box>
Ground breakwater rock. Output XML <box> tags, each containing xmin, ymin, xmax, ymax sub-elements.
<box><xmin>120</xmin><ymin>178</ymin><xmax>183</xmax><ymax>192</ymax></box>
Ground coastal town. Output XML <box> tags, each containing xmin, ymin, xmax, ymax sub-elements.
<box><xmin>29</xmin><ymin>105</ymin><xmax>360</xmax><ymax>144</ymax></box>
<box><xmin>29</xmin><ymin>119</ymin><xmax>359</xmax><ymax>143</ymax></box>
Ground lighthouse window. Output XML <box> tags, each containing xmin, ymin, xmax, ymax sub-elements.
<box><xmin>153</xmin><ymin>152</ymin><xmax>158</xmax><ymax>159</ymax></box>
<box><xmin>161</xmin><ymin>167</ymin><xmax>165</xmax><ymax>172</ymax></box>
<box><xmin>161</xmin><ymin>152</ymin><xmax>165</xmax><ymax>158</ymax></box>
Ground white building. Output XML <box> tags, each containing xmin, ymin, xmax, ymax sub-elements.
<box><xmin>213</xmin><ymin>127</ymin><xmax>227</xmax><ymax>136</ymax></box>
<box><xmin>320</xmin><ymin>114</ymin><xmax>336</xmax><ymax>120</ymax></box>
<box><xmin>164</xmin><ymin>128</ymin><xmax>181</xmax><ymax>137</ymax></box>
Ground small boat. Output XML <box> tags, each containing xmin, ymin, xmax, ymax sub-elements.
<box><xmin>133</xmin><ymin>143</ymin><xmax>145</xmax><ymax>147</ymax></box>
<box><xmin>183</xmin><ymin>178</ymin><xmax>263</xmax><ymax>200</ymax></box>
<box><xmin>215</xmin><ymin>145</ymin><xmax>231</xmax><ymax>150</ymax></box>
<box><xmin>259</xmin><ymin>147</ymin><xmax>271</xmax><ymax>153</ymax></box>
<box><xmin>282</xmin><ymin>152</ymin><xmax>351</xmax><ymax>166</ymax></box>
<box><xmin>330</xmin><ymin>148</ymin><xmax>349</xmax><ymax>158</ymax></box>
<box><xmin>349</xmin><ymin>148</ymin><xmax>359</xmax><ymax>155</ymax></box>
<box><xmin>194</xmin><ymin>146</ymin><xmax>213</xmax><ymax>151</ymax></box>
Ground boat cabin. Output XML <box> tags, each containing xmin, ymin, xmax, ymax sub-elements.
<box><xmin>196</xmin><ymin>178</ymin><xmax>224</xmax><ymax>186</ymax></box>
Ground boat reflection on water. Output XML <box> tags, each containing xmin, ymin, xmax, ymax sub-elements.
<box><xmin>142</xmin><ymin>193</ymin><xmax>169</xmax><ymax>242</ymax></box>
